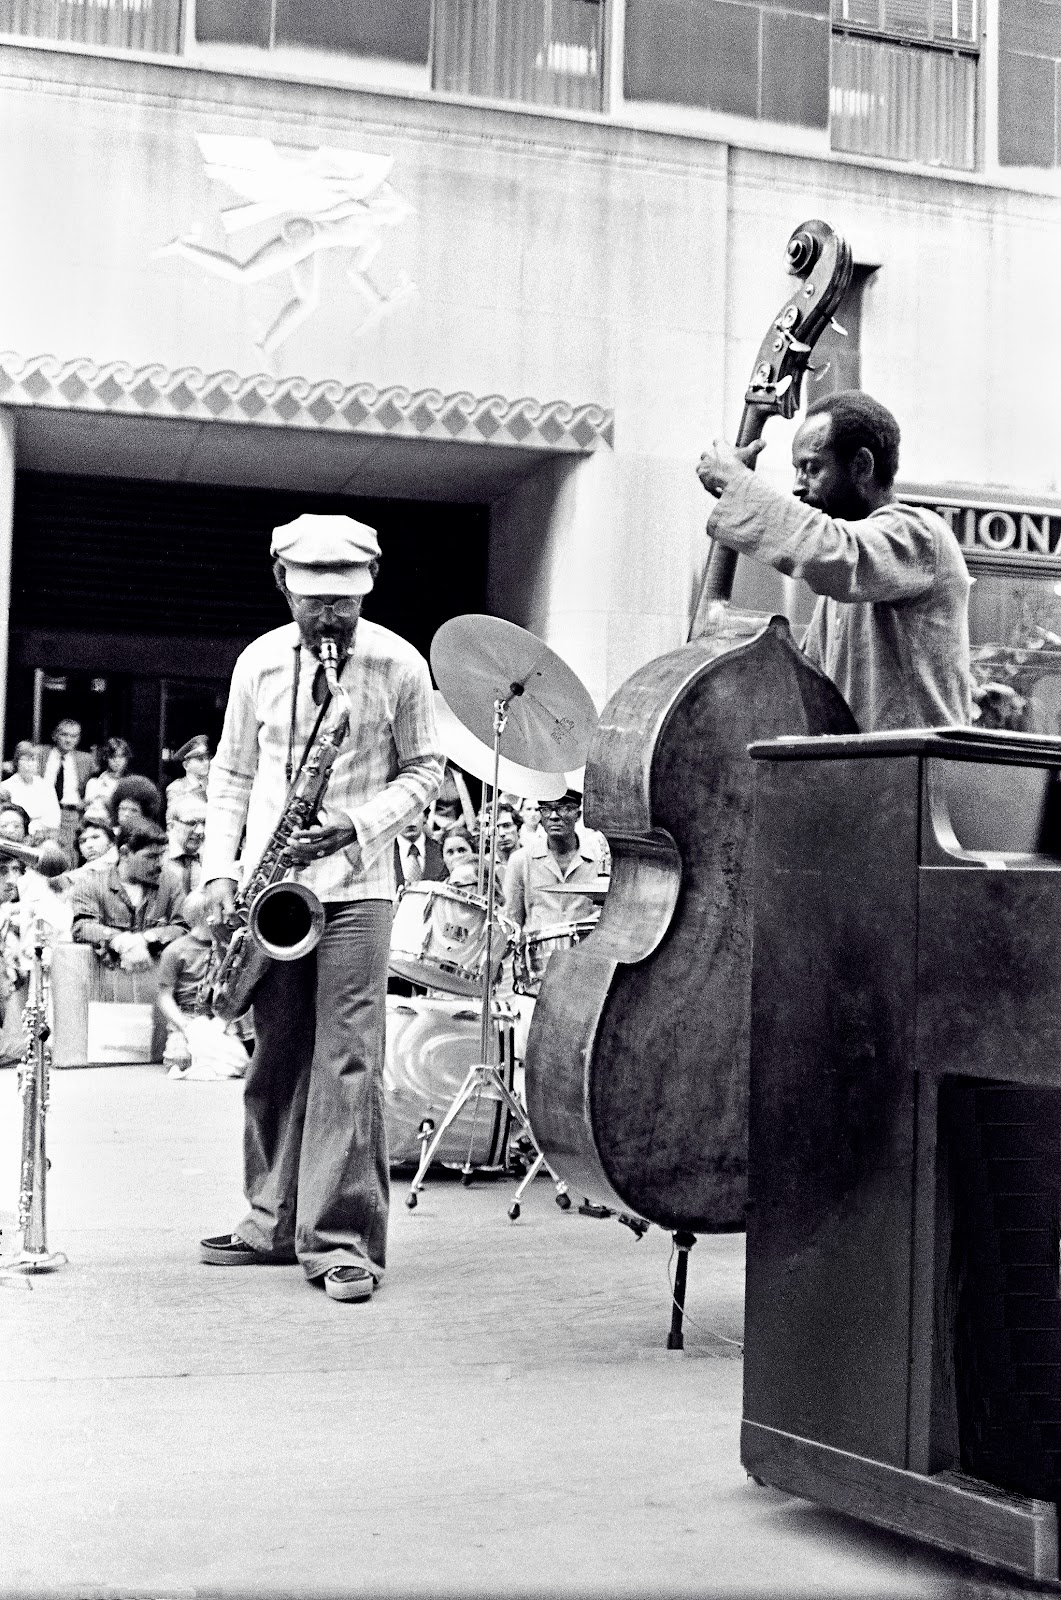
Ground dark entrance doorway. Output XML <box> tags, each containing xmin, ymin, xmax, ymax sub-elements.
<box><xmin>9</xmin><ymin>471</ymin><xmax>489</xmax><ymax>780</ymax></box>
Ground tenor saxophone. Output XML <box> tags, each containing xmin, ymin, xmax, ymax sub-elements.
<box><xmin>11</xmin><ymin>915</ymin><xmax>64</xmax><ymax>1272</ymax></box>
<box><xmin>204</xmin><ymin>636</ymin><xmax>352</xmax><ymax>1021</ymax></box>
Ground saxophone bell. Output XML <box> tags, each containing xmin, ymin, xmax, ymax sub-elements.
<box><xmin>247</xmin><ymin>880</ymin><xmax>326</xmax><ymax>962</ymax></box>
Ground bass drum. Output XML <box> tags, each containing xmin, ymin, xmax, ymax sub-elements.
<box><xmin>384</xmin><ymin>994</ymin><xmax>514</xmax><ymax>1171</ymax></box>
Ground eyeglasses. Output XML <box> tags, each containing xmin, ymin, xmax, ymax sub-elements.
<box><xmin>290</xmin><ymin>594</ymin><xmax>362</xmax><ymax>618</ymax></box>
<box><xmin>538</xmin><ymin>802</ymin><xmax>579</xmax><ymax>817</ymax></box>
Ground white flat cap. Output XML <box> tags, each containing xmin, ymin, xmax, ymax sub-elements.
<box><xmin>271</xmin><ymin>513</ymin><xmax>381</xmax><ymax>596</ymax></box>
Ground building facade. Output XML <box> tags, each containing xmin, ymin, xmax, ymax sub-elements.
<box><xmin>0</xmin><ymin>0</ymin><xmax>1058</xmax><ymax>774</ymax></box>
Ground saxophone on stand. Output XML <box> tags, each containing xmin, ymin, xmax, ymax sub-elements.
<box><xmin>204</xmin><ymin>635</ymin><xmax>352</xmax><ymax>1021</ymax></box>
<box><xmin>11</xmin><ymin>913</ymin><xmax>66</xmax><ymax>1273</ymax></box>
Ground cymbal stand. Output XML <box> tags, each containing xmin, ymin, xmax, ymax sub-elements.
<box><xmin>406</xmin><ymin>690</ymin><xmax>567</xmax><ymax>1212</ymax></box>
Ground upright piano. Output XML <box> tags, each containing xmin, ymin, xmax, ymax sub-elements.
<box><xmin>742</xmin><ymin>728</ymin><xmax>1061</xmax><ymax>1579</ymax></box>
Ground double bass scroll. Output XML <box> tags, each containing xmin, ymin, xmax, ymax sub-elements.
<box><xmin>689</xmin><ymin>220</ymin><xmax>853</xmax><ymax>641</ymax></box>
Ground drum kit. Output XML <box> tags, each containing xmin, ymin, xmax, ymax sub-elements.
<box><xmin>390</xmin><ymin>614</ymin><xmax>606</xmax><ymax>1213</ymax></box>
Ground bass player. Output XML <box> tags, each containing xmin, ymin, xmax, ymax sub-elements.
<box><xmin>198</xmin><ymin>514</ymin><xmax>442</xmax><ymax>1302</ymax></box>
<box><xmin>696</xmin><ymin>389</ymin><xmax>971</xmax><ymax>731</ymax></box>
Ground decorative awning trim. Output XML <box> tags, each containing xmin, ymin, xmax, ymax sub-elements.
<box><xmin>0</xmin><ymin>352</ymin><xmax>614</xmax><ymax>453</ymax></box>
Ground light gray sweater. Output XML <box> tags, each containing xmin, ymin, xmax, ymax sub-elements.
<box><xmin>707</xmin><ymin>471</ymin><xmax>972</xmax><ymax>732</ymax></box>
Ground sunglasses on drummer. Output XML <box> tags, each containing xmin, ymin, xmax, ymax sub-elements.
<box><xmin>539</xmin><ymin>800</ymin><xmax>580</xmax><ymax>816</ymax></box>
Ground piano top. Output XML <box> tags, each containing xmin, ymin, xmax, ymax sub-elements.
<box><xmin>748</xmin><ymin>726</ymin><xmax>1061</xmax><ymax>768</ymax></box>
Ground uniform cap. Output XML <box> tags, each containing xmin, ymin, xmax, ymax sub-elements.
<box><xmin>175</xmin><ymin>736</ymin><xmax>211</xmax><ymax>763</ymax></box>
<box><xmin>271</xmin><ymin>513</ymin><xmax>380</xmax><ymax>596</ymax></box>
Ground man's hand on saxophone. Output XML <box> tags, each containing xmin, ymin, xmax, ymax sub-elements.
<box><xmin>203</xmin><ymin>876</ymin><xmax>238</xmax><ymax>926</ymax></box>
<box><xmin>287</xmin><ymin>821</ymin><xmax>362</xmax><ymax>866</ymax></box>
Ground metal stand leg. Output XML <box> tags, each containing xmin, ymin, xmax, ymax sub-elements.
<box><xmin>667</xmin><ymin>1230</ymin><xmax>697</xmax><ymax>1349</ymax></box>
<box><xmin>406</xmin><ymin>1055</ymin><xmax>532</xmax><ymax>1209</ymax></box>
<box><xmin>506</xmin><ymin>1148</ymin><xmax>571</xmax><ymax>1221</ymax></box>
<box><xmin>405</xmin><ymin>689</ymin><xmax>530</xmax><ymax>1212</ymax></box>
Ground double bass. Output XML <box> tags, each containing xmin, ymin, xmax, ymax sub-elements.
<box><xmin>525</xmin><ymin>221</ymin><xmax>858</xmax><ymax>1238</ymax></box>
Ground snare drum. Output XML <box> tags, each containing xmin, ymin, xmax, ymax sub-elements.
<box><xmin>513</xmin><ymin>917</ymin><xmax>599</xmax><ymax>996</ymax></box>
<box><xmin>385</xmin><ymin>994</ymin><xmax>515</xmax><ymax>1169</ymax></box>
<box><xmin>389</xmin><ymin>880</ymin><xmax>513</xmax><ymax>997</ymax></box>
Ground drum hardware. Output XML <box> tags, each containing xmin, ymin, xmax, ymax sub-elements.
<box><xmin>404</xmin><ymin>616</ymin><xmax>597</xmax><ymax>1212</ymax></box>
<box><xmin>385</xmin><ymin>996</ymin><xmax>516</xmax><ymax>1172</ymax></box>
<box><xmin>507</xmin><ymin>1146</ymin><xmax>574</xmax><ymax>1220</ymax></box>
<box><xmin>512</xmin><ymin>918</ymin><xmax>601</xmax><ymax>997</ymax></box>
<box><xmin>538</xmin><ymin>879</ymin><xmax>611</xmax><ymax>899</ymax></box>
<box><xmin>390</xmin><ymin>881</ymin><xmax>513</xmax><ymax>997</ymax></box>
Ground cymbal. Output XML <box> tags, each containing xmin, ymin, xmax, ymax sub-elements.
<box><xmin>543</xmin><ymin>878</ymin><xmax>611</xmax><ymax>900</ymax></box>
<box><xmin>431</xmin><ymin>615</ymin><xmax>598</xmax><ymax>774</ymax></box>
<box><xmin>432</xmin><ymin>693</ymin><xmax>569</xmax><ymax>802</ymax></box>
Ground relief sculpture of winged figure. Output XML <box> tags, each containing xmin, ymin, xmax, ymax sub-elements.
<box><xmin>154</xmin><ymin>134</ymin><xmax>416</xmax><ymax>354</ymax></box>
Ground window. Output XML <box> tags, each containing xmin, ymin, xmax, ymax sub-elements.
<box><xmin>830</xmin><ymin>0</ymin><xmax>979</xmax><ymax>168</ymax></box>
<box><xmin>432</xmin><ymin>0</ymin><xmax>606</xmax><ymax>112</ymax></box>
<box><xmin>195</xmin><ymin>0</ymin><xmax>431</xmax><ymax>62</ymax></box>
<box><xmin>0</xmin><ymin>0</ymin><xmax>182</xmax><ymax>52</ymax></box>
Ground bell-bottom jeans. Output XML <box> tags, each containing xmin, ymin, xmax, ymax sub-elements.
<box><xmin>236</xmin><ymin>898</ymin><xmax>392</xmax><ymax>1281</ymax></box>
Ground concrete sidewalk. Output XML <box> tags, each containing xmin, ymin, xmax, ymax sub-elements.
<box><xmin>0</xmin><ymin>1065</ymin><xmax>1020</xmax><ymax>1598</ymax></box>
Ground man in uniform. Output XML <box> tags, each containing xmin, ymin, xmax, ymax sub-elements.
<box><xmin>198</xmin><ymin>514</ymin><xmax>442</xmax><ymax>1303</ymax></box>
<box><xmin>166</xmin><ymin>736</ymin><xmax>211</xmax><ymax>811</ymax></box>
<box><xmin>696</xmin><ymin>390</ymin><xmax>971</xmax><ymax>731</ymax></box>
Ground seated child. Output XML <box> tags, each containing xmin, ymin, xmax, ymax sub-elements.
<box><xmin>157</xmin><ymin>890</ymin><xmax>245</xmax><ymax>1080</ymax></box>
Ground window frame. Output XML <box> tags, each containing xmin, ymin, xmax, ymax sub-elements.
<box><xmin>828</xmin><ymin>0</ymin><xmax>984</xmax><ymax>170</ymax></box>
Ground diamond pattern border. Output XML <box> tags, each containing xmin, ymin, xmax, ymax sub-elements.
<box><xmin>0</xmin><ymin>354</ymin><xmax>614</xmax><ymax>454</ymax></box>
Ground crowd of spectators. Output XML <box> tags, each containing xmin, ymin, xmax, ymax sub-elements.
<box><xmin>0</xmin><ymin>735</ymin><xmax>612</xmax><ymax>1071</ymax></box>
<box><xmin>391</xmin><ymin>763</ymin><xmax>610</xmax><ymax>1007</ymax></box>
<box><xmin>0</xmin><ymin>721</ymin><xmax>241</xmax><ymax>1077</ymax></box>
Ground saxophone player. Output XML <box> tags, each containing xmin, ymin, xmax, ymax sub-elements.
<box><xmin>198</xmin><ymin>515</ymin><xmax>443</xmax><ymax>1302</ymax></box>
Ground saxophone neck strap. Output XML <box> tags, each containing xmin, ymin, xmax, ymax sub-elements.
<box><xmin>285</xmin><ymin>642</ymin><xmax>331</xmax><ymax>790</ymax></box>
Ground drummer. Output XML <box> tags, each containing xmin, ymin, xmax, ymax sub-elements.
<box><xmin>502</xmin><ymin>787</ymin><xmax>607</xmax><ymax>936</ymax></box>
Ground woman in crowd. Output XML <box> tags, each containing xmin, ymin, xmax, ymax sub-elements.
<box><xmin>518</xmin><ymin>800</ymin><xmax>543</xmax><ymax>849</ymax></box>
<box><xmin>51</xmin><ymin>817</ymin><xmax>119</xmax><ymax>898</ymax></box>
<box><xmin>84</xmin><ymin>738</ymin><xmax>134</xmax><ymax>812</ymax></box>
<box><xmin>76</xmin><ymin>818</ymin><xmax>118</xmax><ymax>870</ymax></box>
<box><xmin>0</xmin><ymin>741</ymin><xmax>62</xmax><ymax>839</ymax></box>
<box><xmin>0</xmin><ymin>803</ymin><xmax>32</xmax><ymax>844</ymax></box>
<box><xmin>108</xmin><ymin>774</ymin><xmax>164</xmax><ymax>837</ymax></box>
<box><xmin>441</xmin><ymin>829</ymin><xmax>476</xmax><ymax>882</ymax></box>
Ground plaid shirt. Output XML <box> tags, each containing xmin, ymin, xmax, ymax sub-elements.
<box><xmin>201</xmin><ymin>621</ymin><xmax>443</xmax><ymax>905</ymax></box>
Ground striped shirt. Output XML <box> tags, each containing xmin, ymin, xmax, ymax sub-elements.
<box><xmin>201</xmin><ymin>620</ymin><xmax>443</xmax><ymax>905</ymax></box>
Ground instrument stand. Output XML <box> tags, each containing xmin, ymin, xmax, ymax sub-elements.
<box><xmin>405</xmin><ymin>692</ymin><xmax>568</xmax><ymax>1214</ymax></box>
<box><xmin>5</xmin><ymin>936</ymin><xmax>66</xmax><ymax>1276</ymax></box>
<box><xmin>507</xmin><ymin>1149</ymin><xmax>571</xmax><ymax>1221</ymax></box>
<box><xmin>667</xmin><ymin>1230</ymin><xmax>697</xmax><ymax>1350</ymax></box>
